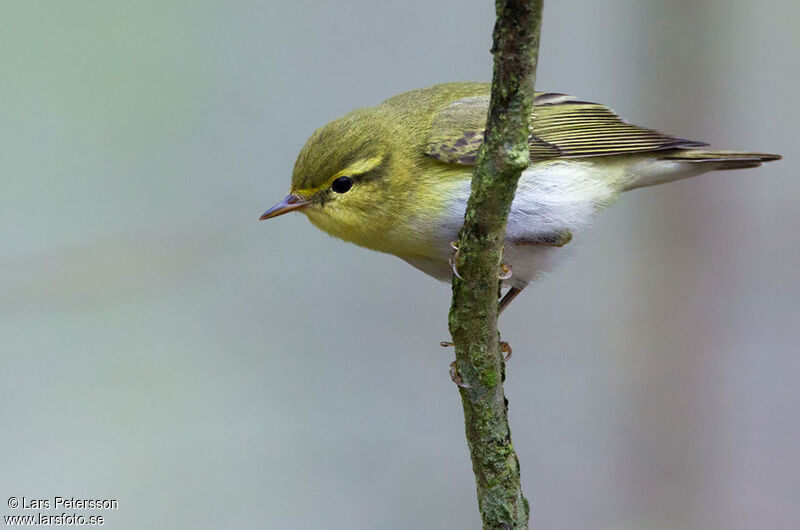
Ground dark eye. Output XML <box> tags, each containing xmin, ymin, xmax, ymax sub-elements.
<box><xmin>331</xmin><ymin>176</ymin><xmax>353</xmax><ymax>194</ymax></box>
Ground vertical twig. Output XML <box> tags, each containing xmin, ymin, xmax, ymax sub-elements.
<box><xmin>448</xmin><ymin>1</ymin><xmax>544</xmax><ymax>528</ymax></box>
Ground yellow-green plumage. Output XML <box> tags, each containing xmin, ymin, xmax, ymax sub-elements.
<box><xmin>263</xmin><ymin>82</ymin><xmax>780</xmax><ymax>306</ymax></box>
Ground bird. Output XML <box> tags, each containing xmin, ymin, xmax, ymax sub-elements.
<box><xmin>260</xmin><ymin>82</ymin><xmax>780</xmax><ymax>313</ymax></box>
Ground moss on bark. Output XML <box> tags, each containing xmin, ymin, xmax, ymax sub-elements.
<box><xmin>448</xmin><ymin>1</ymin><xmax>544</xmax><ymax>528</ymax></box>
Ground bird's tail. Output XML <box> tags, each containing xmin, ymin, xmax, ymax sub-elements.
<box><xmin>624</xmin><ymin>149</ymin><xmax>781</xmax><ymax>191</ymax></box>
<box><xmin>662</xmin><ymin>150</ymin><xmax>782</xmax><ymax>169</ymax></box>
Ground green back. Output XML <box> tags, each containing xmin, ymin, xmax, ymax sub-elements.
<box><xmin>425</xmin><ymin>92</ymin><xmax>706</xmax><ymax>165</ymax></box>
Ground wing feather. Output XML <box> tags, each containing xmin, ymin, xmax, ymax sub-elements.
<box><xmin>424</xmin><ymin>93</ymin><xmax>707</xmax><ymax>165</ymax></box>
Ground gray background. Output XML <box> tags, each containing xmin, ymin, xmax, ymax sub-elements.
<box><xmin>2</xmin><ymin>1</ymin><xmax>798</xmax><ymax>529</ymax></box>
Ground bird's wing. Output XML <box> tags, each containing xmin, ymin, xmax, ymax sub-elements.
<box><xmin>424</xmin><ymin>93</ymin><xmax>707</xmax><ymax>165</ymax></box>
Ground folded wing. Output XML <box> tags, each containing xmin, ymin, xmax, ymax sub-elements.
<box><xmin>425</xmin><ymin>93</ymin><xmax>707</xmax><ymax>165</ymax></box>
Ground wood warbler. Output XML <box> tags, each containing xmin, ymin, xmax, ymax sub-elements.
<box><xmin>260</xmin><ymin>82</ymin><xmax>780</xmax><ymax>312</ymax></box>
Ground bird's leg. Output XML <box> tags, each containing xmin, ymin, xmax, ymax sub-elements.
<box><xmin>498</xmin><ymin>286</ymin><xmax>524</xmax><ymax>315</ymax></box>
<box><xmin>496</xmin><ymin>231</ymin><xmax>570</xmax><ymax>313</ymax></box>
<box><xmin>444</xmin><ymin>245</ymin><xmax>517</xmax><ymax>372</ymax></box>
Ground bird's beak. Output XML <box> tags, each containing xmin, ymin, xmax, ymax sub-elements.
<box><xmin>259</xmin><ymin>194</ymin><xmax>310</xmax><ymax>220</ymax></box>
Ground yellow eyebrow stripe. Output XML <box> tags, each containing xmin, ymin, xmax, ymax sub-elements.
<box><xmin>336</xmin><ymin>156</ymin><xmax>383</xmax><ymax>177</ymax></box>
<box><xmin>293</xmin><ymin>156</ymin><xmax>384</xmax><ymax>196</ymax></box>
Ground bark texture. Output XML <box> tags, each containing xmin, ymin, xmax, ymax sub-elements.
<box><xmin>447</xmin><ymin>1</ymin><xmax>544</xmax><ymax>528</ymax></box>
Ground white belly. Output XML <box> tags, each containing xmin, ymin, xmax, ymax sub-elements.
<box><xmin>402</xmin><ymin>159</ymin><xmax>623</xmax><ymax>287</ymax></box>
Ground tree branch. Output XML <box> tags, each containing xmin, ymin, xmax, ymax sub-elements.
<box><xmin>448</xmin><ymin>1</ymin><xmax>544</xmax><ymax>528</ymax></box>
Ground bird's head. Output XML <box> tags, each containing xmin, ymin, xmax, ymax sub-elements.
<box><xmin>260</xmin><ymin>106</ymin><xmax>430</xmax><ymax>252</ymax></box>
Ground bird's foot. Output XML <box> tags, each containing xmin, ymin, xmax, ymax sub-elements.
<box><xmin>498</xmin><ymin>286</ymin><xmax>524</xmax><ymax>314</ymax></box>
<box><xmin>450</xmin><ymin>242</ymin><xmax>514</xmax><ymax>281</ymax></box>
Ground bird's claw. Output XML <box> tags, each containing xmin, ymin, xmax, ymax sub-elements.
<box><xmin>449</xmin><ymin>361</ymin><xmax>470</xmax><ymax>388</ymax></box>
<box><xmin>449</xmin><ymin>242</ymin><xmax>513</xmax><ymax>281</ymax></box>
<box><xmin>448</xmin><ymin>241</ymin><xmax>463</xmax><ymax>280</ymax></box>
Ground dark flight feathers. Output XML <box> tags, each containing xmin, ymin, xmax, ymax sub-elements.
<box><xmin>424</xmin><ymin>93</ymin><xmax>708</xmax><ymax>165</ymax></box>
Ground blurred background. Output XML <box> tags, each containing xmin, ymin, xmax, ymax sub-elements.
<box><xmin>1</xmin><ymin>1</ymin><xmax>798</xmax><ymax>528</ymax></box>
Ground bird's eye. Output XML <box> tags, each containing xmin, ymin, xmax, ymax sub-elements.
<box><xmin>331</xmin><ymin>176</ymin><xmax>353</xmax><ymax>194</ymax></box>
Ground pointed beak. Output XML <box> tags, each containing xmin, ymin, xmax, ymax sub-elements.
<box><xmin>259</xmin><ymin>194</ymin><xmax>310</xmax><ymax>220</ymax></box>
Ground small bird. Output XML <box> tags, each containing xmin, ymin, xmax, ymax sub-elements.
<box><xmin>261</xmin><ymin>82</ymin><xmax>780</xmax><ymax>312</ymax></box>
